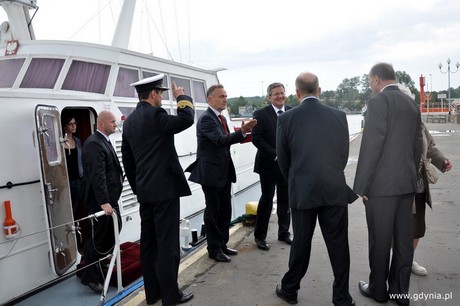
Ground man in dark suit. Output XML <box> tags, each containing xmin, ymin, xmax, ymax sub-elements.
<box><xmin>252</xmin><ymin>82</ymin><xmax>292</xmax><ymax>251</ymax></box>
<box><xmin>121</xmin><ymin>74</ymin><xmax>195</xmax><ymax>305</ymax></box>
<box><xmin>353</xmin><ymin>63</ymin><xmax>422</xmax><ymax>305</ymax></box>
<box><xmin>275</xmin><ymin>72</ymin><xmax>355</xmax><ymax>306</ymax></box>
<box><xmin>186</xmin><ymin>84</ymin><xmax>257</xmax><ymax>262</ymax></box>
<box><xmin>80</xmin><ymin>110</ymin><xmax>123</xmax><ymax>294</ymax></box>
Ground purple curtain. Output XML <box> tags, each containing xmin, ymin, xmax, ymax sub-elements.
<box><xmin>192</xmin><ymin>80</ymin><xmax>206</xmax><ymax>103</ymax></box>
<box><xmin>114</xmin><ymin>67</ymin><xmax>138</xmax><ymax>97</ymax></box>
<box><xmin>62</xmin><ymin>60</ymin><xmax>110</xmax><ymax>94</ymax></box>
<box><xmin>171</xmin><ymin>76</ymin><xmax>191</xmax><ymax>97</ymax></box>
<box><xmin>21</xmin><ymin>58</ymin><xmax>64</xmax><ymax>88</ymax></box>
<box><xmin>0</xmin><ymin>58</ymin><xmax>25</xmax><ymax>88</ymax></box>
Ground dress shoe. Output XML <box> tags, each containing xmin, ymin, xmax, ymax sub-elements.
<box><xmin>222</xmin><ymin>247</ymin><xmax>238</xmax><ymax>256</ymax></box>
<box><xmin>255</xmin><ymin>238</ymin><xmax>270</xmax><ymax>250</ymax></box>
<box><xmin>389</xmin><ymin>294</ymin><xmax>409</xmax><ymax>306</ymax></box>
<box><xmin>278</xmin><ymin>236</ymin><xmax>293</xmax><ymax>245</ymax></box>
<box><xmin>209</xmin><ymin>252</ymin><xmax>231</xmax><ymax>262</ymax></box>
<box><xmin>87</xmin><ymin>282</ymin><xmax>104</xmax><ymax>294</ymax></box>
<box><xmin>275</xmin><ymin>284</ymin><xmax>298</xmax><ymax>304</ymax></box>
<box><xmin>358</xmin><ymin>281</ymin><xmax>372</xmax><ymax>299</ymax></box>
<box><xmin>177</xmin><ymin>289</ymin><xmax>194</xmax><ymax>304</ymax></box>
<box><xmin>412</xmin><ymin>261</ymin><xmax>427</xmax><ymax>276</ymax></box>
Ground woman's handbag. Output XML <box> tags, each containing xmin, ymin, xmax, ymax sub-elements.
<box><xmin>423</xmin><ymin>157</ymin><xmax>439</xmax><ymax>184</ymax></box>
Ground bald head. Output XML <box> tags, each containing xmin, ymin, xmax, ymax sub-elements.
<box><xmin>295</xmin><ymin>72</ymin><xmax>321</xmax><ymax>101</ymax></box>
<box><xmin>97</xmin><ymin>110</ymin><xmax>117</xmax><ymax>136</ymax></box>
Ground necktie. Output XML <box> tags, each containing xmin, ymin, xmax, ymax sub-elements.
<box><xmin>218</xmin><ymin>115</ymin><xmax>229</xmax><ymax>134</ymax></box>
<box><xmin>277</xmin><ymin>110</ymin><xmax>283</xmax><ymax>116</ymax></box>
<box><xmin>107</xmin><ymin>139</ymin><xmax>117</xmax><ymax>157</ymax></box>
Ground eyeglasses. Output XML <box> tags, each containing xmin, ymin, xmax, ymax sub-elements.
<box><xmin>66</xmin><ymin>121</ymin><xmax>77</xmax><ymax>126</ymax></box>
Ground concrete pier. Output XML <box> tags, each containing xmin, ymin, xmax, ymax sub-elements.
<box><xmin>121</xmin><ymin>120</ymin><xmax>460</xmax><ymax>306</ymax></box>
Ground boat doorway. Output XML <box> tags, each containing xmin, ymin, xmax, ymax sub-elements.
<box><xmin>60</xmin><ymin>107</ymin><xmax>96</xmax><ymax>253</ymax></box>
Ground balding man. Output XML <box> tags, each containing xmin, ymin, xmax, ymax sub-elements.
<box><xmin>80</xmin><ymin>110</ymin><xmax>123</xmax><ymax>294</ymax></box>
<box><xmin>275</xmin><ymin>72</ymin><xmax>355</xmax><ymax>305</ymax></box>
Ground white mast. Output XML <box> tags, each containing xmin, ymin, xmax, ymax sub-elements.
<box><xmin>111</xmin><ymin>0</ymin><xmax>136</xmax><ymax>49</ymax></box>
<box><xmin>0</xmin><ymin>0</ymin><xmax>37</xmax><ymax>42</ymax></box>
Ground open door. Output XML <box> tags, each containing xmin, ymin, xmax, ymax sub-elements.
<box><xmin>35</xmin><ymin>105</ymin><xmax>77</xmax><ymax>275</ymax></box>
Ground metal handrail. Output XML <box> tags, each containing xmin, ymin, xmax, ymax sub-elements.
<box><xmin>90</xmin><ymin>210</ymin><xmax>123</xmax><ymax>305</ymax></box>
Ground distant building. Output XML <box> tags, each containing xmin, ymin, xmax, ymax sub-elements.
<box><xmin>238</xmin><ymin>105</ymin><xmax>254</xmax><ymax>117</ymax></box>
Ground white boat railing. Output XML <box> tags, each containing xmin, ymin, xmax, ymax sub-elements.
<box><xmin>0</xmin><ymin>209</ymin><xmax>124</xmax><ymax>304</ymax></box>
<box><xmin>90</xmin><ymin>210</ymin><xmax>123</xmax><ymax>305</ymax></box>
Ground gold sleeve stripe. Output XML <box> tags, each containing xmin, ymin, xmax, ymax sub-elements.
<box><xmin>177</xmin><ymin>100</ymin><xmax>194</xmax><ymax>109</ymax></box>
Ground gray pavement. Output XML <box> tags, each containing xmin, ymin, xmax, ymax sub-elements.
<box><xmin>122</xmin><ymin>119</ymin><xmax>460</xmax><ymax>306</ymax></box>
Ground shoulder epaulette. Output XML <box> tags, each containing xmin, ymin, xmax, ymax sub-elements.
<box><xmin>177</xmin><ymin>100</ymin><xmax>194</xmax><ymax>109</ymax></box>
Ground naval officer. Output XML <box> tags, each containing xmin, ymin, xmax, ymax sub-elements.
<box><xmin>122</xmin><ymin>74</ymin><xmax>194</xmax><ymax>305</ymax></box>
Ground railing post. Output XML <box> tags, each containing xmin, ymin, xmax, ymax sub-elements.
<box><xmin>92</xmin><ymin>211</ymin><xmax>122</xmax><ymax>304</ymax></box>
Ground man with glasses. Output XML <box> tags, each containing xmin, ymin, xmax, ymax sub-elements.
<box><xmin>252</xmin><ymin>82</ymin><xmax>292</xmax><ymax>251</ymax></box>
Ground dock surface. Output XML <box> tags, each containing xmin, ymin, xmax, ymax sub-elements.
<box><xmin>121</xmin><ymin>120</ymin><xmax>460</xmax><ymax>306</ymax></box>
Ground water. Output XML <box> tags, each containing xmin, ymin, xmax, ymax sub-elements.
<box><xmin>347</xmin><ymin>114</ymin><xmax>363</xmax><ymax>139</ymax></box>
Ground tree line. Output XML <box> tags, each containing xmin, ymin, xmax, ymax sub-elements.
<box><xmin>227</xmin><ymin>71</ymin><xmax>460</xmax><ymax>116</ymax></box>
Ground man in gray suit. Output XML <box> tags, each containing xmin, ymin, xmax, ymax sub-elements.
<box><xmin>353</xmin><ymin>63</ymin><xmax>422</xmax><ymax>305</ymax></box>
<box><xmin>275</xmin><ymin>72</ymin><xmax>355</xmax><ymax>306</ymax></box>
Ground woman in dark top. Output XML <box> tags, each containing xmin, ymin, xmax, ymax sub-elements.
<box><xmin>62</xmin><ymin>114</ymin><xmax>83</xmax><ymax>214</ymax></box>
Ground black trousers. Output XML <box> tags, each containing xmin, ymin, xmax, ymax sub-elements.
<box><xmin>202</xmin><ymin>182</ymin><xmax>232</xmax><ymax>255</ymax></box>
<box><xmin>81</xmin><ymin>206</ymin><xmax>121</xmax><ymax>285</ymax></box>
<box><xmin>281</xmin><ymin>206</ymin><xmax>353</xmax><ymax>306</ymax></box>
<box><xmin>69</xmin><ymin>178</ymin><xmax>81</xmax><ymax>214</ymax></box>
<box><xmin>254</xmin><ymin>172</ymin><xmax>290</xmax><ymax>241</ymax></box>
<box><xmin>364</xmin><ymin>194</ymin><xmax>414</xmax><ymax>302</ymax></box>
<box><xmin>139</xmin><ymin>199</ymin><xmax>181</xmax><ymax>306</ymax></box>
<box><xmin>413</xmin><ymin>192</ymin><xmax>427</xmax><ymax>239</ymax></box>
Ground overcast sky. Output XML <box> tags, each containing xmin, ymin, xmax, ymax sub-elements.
<box><xmin>2</xmin><ymin>0</ymin><xmax>460</xmax><ymax>97</ymax></box>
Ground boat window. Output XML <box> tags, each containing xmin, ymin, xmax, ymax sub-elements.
<box><xmin>118</xmin><ymin>106</ymin><xmax>135</xmax><ymax>118</ymax></box>
<box><xmin>62</xmin><ymin>60</ymin><xmax>110</xmax><ymax>94</ymax></box>
<box><xmin>143</xmin><ymin>71</ymin><xmax>170</xmax><ymax>100</ymax></box>
<box><xmin>114</xmin><ymin>67</ymin><xmax>138</xmax><ymax>97</ymax></box>
<box><xmin>171</xmin><ymin>76</ymin><xmax>191</xmax><ymax>98</ymax></box>
<box><xmin>20</xmin><ymin>58</ymin><xmax>64</xmax><ymax>89</ymax></box>
<box><xmin>42</xmin><ymin>113</ymin><xmax>62</xmax><ymax>165</ymax></box>
<box><xmin>192</xmin><ymin>80</ymin><xmax>206</xmax><ymax>103</ymax></box>
<box><xmin>0</xmin><ymin>58</ymin><xmax>25</xmax><ymax>88</ymax></box>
